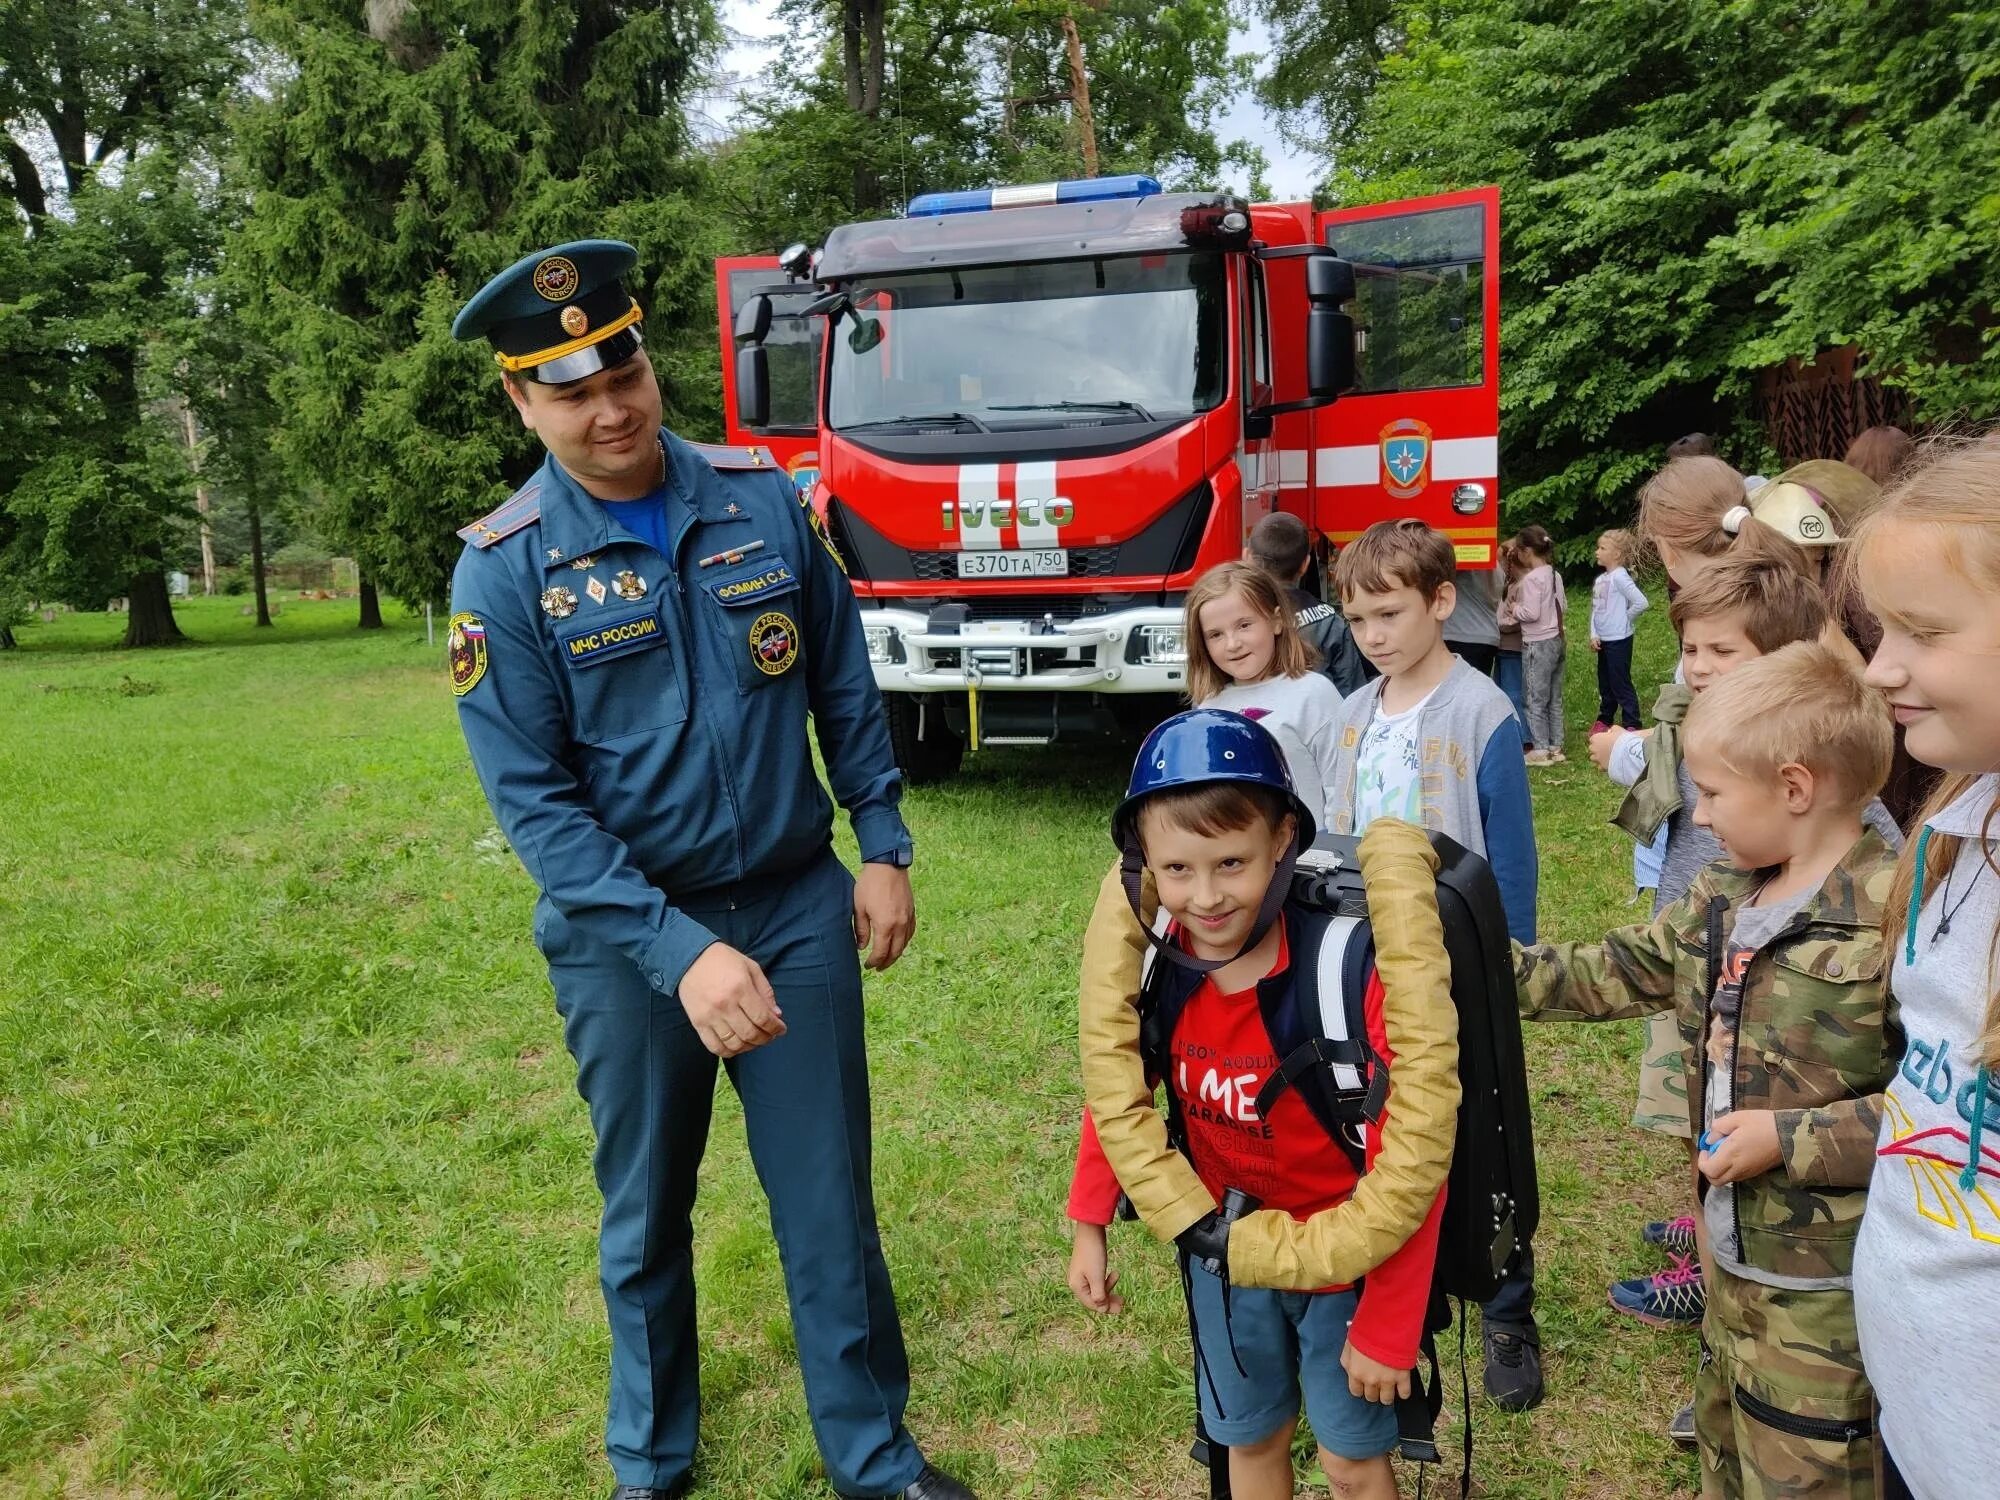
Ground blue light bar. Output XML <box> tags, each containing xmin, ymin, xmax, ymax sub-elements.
<box><xmin>907</xmin><ymin>175</ymin><xmax>1164</xmax><ymax>217</ymax></box>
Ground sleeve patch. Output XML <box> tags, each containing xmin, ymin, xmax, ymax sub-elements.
<box><xmin>448</xmin><ymin>613</ymin><xmax>489</xmax><ymax>696</ymax></box>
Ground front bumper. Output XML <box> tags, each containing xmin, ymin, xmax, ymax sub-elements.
<box><xmin>860</xmin><ymin>604</ymin><xmax>1188</xmax><ymax>694</ymax></box>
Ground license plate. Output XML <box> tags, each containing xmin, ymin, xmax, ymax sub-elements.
<box><xmin>956</xmin><ymin>549</ymin><xmax>1068</xmax><ymax>579</ymax></box>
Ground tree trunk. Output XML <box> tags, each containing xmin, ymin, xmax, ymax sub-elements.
<box><xmin>248</xmin><ymin>498</ymin><xmax>271</xmax><ymax>628</ymax></box>
<box><xmin>177</xmin><ymin>394</ymin><xmax>217</xmax><ymax>594</ymax></box>
<box><xmin>1062</xmin><ymin>13</ymin><xmax>1098</xmax><ymax>178</ymax></box>
<box><xmin>121</xmin><ymin>566</ymin><xmax>186</xmax><ymax>647</ymax></box>
<box><xmin>358</xmin><ymin>574</ymin><xmax>384</xmax><ymax>629</ymax></box>
<box><xmin>0</xmin><ymin>625</ymin><xmax>16</xmax><ymax>650</ymax></box>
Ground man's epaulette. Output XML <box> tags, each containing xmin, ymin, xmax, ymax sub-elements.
<box><xmin>457</xmin><ymin>483</ymin><xmax>542</xmax><ymax>549</ymax></box>
<box><xmin>687</xmin><ymin>442</ymin><xmax>777</xmax><ymax>472</ymax></box>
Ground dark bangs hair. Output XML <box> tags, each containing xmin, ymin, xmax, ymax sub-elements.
<box><xmin>1137</xmin><ymin>782</ymin><xmax>1292</xmax><ymax>845</ymax></box>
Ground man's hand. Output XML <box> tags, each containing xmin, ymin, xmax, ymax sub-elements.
<box><xmin>1341</xmin><ymin>1341</ymin><xmax>1412</xmax><ymax>1406</ymax></box>
<box><xmin>1067</xmin><ymin>1221</ymin><xmax>1124</xmax><ymax>1314</ymax></box>
<box><xmin>854</xmin><ymin>862</ymin><xmax>916</xmax><ymax>971</ymax></box>
<box><xmin>1588</xmin><ymin>725</ymin><xmax>1628</xmax><ymax>772</ymax></box>
<box><xmin>1701</xmin><ymin>1110</ymin><xmax>1784</xmax><ymax>1186</ymax></box>
<box><xmin>677</xmin><ymin>943</ymin><xmax>786</xmax><ymax>1058</ymax></box>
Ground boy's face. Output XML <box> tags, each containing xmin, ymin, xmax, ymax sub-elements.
<box><xmin>1139</xmin><ymin>805</ymin><xmax>1295</xmax><ymax>962</ymax></box>
<box><xmin>1681</xmin><ymin>610</ymin><xmax>1762</xmax><ymax>692</ymax></box>
<box><xmin>1686</xmin><ymin>740</ymin><xmax>1811</xmax><ymax>871</ymax></box>
<box><xmin>1341</xmin><ymin>581</ymin><xmax>1454</xmax><ymax>677</ymax></box>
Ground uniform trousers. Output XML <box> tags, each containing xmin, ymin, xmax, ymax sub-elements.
<box><xmin>537</xmin><ymin>847</ymin><xmax>924</xmax><ymax>1496</ymax></box>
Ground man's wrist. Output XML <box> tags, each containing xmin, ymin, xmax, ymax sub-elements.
<box><xmin>863</xmin><ymin>845</ymin><xmax>913</xmax><ymax>868</ymax></box>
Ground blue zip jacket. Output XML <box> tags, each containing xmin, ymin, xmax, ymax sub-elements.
<box><xmin>447</xmin><ymin>429</ymin><xmax>909</xmax><ymax>994</ymax></box>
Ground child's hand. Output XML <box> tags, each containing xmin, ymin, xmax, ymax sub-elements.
<box><xmin>1340</xmin><ymin>1340</ymin><xmax>1412</xmax><ymax>1406</ymax></box>
<box><xmin>1588</xmin><ymin>725</ymin><xmax>1626</xmax><ymax>771</ymax></box>
<box><xmin>1067</xmin><ymin>1221</ymin><xmax>1123</xmax><ymax>1314</ymax></box>
<box><xmin>1591</xmin><ymin>636</ymin><xmax>1602</xmax><ymax>652</ymax></box>
<box><xmin>1700</xmin><ymin>1111</ymin><xmax>1783</xmax><ymax>1185</ymax></box>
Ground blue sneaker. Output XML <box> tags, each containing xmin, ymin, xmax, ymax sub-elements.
<box><xmin>1642</xmin><ymin>1215</ymin><xmax>1698</xmax><ymax>1256</ymax></box>
<box><xmin>1608</xmin><ymin>1256</ymin><xmax>1705</xmax><ymax>1328</ymax></box>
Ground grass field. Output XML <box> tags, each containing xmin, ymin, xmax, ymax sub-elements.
<box><xmin>1</xmin><ymin>588</ymin><xmax>1700</xmax><ymax>1498</ymax></box>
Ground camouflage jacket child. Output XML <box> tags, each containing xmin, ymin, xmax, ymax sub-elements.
<box><xmin>1514</xmin><ymin>829</ymin><xmax>1900</xmax><ymax>1284</ymax></box>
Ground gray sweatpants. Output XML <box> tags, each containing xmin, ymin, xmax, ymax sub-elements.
<box><xmin>1523</xmin><ymin>636</ymin><xmax>1566</xmax><ymax>750</ymax></box>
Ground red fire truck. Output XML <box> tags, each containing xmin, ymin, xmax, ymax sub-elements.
<box><xmin>715</xmin><ymin>177</ymin><xmax>1500</xmax><ymax>782</ymax></box>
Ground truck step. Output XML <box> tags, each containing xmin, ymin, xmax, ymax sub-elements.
<box><xmin>980</xmin><ymin>735</ymin><xmax>1054</xmax><ymax>746</ymax></box>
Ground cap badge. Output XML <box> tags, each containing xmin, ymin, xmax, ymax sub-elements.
<box><xmin>532</xmin><ymin>256</ymin><xmax>580</xmax><ymax>302</ymax></box>
<box><xmin>560</xmin><ymin>304</ymin><xmax>589</xmax><ymax>337</ymax></box>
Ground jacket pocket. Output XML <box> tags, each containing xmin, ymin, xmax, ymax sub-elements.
<box><xmin>699</xmin><ymin>553</ymin><xmax>806</xmax><ymax>693</ymax></box>
<box><xmin>555</xmin><ymin>604</ymin><xmax>688</xmax><ymax>742</ymax></box>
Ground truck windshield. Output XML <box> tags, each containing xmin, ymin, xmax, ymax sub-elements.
<box><xmin>827</xmin><ymin>251</ymin><xmax>1226</xmax><ymax>432</ymax></box>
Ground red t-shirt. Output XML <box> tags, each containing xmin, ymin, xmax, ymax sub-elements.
<box><xmin>1069</xmin><ymin>924</ymin><xmax>1447</xmax><ymax>1370</ymax></box>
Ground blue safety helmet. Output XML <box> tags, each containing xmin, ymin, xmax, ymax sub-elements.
<box><xmin>1112</xmin><ymin>708</ymin><xmax>1318</xmax><ymax>853</ymax></box>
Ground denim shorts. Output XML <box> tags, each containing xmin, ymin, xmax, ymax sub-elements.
<box><xmin>1187</xmin><ymin>1262</ymin><xmax>1400</xmax><ymax>1458</ymax></box>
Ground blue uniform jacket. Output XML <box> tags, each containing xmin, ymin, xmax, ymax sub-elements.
<box><xmin>448</xmin><ymin>429</ymin><xmax>909</xmax><ymax>995</ymax></box>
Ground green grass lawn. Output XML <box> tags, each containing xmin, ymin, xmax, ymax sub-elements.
<box><xmin>1</xmin><ymin>589</ymin><xmax>1698</xmax><ymax>1498</ymax></box>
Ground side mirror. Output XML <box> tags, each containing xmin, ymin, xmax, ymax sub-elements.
<box><xmin>734</xmin><ymin>292</ymin><xmax>773</xmax><ymax>346</ymax></box>
<box><xmin>1306</xmin><ymin>254</ymin><xmax>1357</xmax><ymax>304</ymax></box>
<box><xmin>847</xmin><ymin>317</ymin><xmax>884</xmax><ymax>355</ymax></box>
<box><xmin>736</xmin><ymin>346</ymin><xmax>769</xmax><ymax>427</ymax></box>
<box><xmin>1307</xmin><ymin>309</ymin><xmax>1356</xmax><ymax>398</ymax></box>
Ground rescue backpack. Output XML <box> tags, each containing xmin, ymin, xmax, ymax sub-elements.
<box><xmin>1135</xmin><ymin>829</ymin><xmax>1539</xmax><ymax>1496</ymax></box>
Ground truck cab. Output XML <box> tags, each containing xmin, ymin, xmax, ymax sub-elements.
<box><xmin>718</xmin><ymin>177</ymin><xmax>1499</xmax><ymax>781</ymax></box>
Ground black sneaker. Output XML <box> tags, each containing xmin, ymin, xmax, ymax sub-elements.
<box><xmin>1482</xmin><ymin>1321</ymin><xmax>1544</xmax><ymax>1412</ymax></box>
<box><xmin>1668</xmin><ymin>1397</ymin><xmax>1697</xmax><ymax>1449</ymax></box>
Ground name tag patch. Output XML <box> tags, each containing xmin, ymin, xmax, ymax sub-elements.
<box><xmin>706</xmin><ymin>563</ymin><xmax>797</xmax><ymax>605</ymax></box>
<box><xmin>561</xmin><ymin>610</ymin><xmax>665</xmax><ymax>668</ymax></box>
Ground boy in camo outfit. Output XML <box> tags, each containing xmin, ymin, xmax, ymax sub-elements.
<box><xmin>1516</xmin><ymin>642</ymin><xmax>1898</xmax><ymax>1499</ymax></box>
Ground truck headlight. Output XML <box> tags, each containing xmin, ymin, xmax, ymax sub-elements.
<box><xmin>1138</xmin><ymin>624</ymin><xmax>1185</xmax><ymax>665</ymax></box>
<box><xmin>863</xmin><ymin>623</ymin><xmax>897</xmax><ymax>664</ymax></box>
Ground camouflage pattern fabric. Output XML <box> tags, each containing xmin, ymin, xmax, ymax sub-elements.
<box><xmin>1634</xmin><ymin>1009</ymin><xmax>1694</xmax><ymax>1137</ymax></box>
<box><xmin>1513</xmin><ymin>828</ymin><xmax>1900</xmax><ymax>1283</ymax></box>
<box><xmin>1694</xmin><ymin>1269</ymin><xmax>1877</xmax><ymax>1499</ymax></box>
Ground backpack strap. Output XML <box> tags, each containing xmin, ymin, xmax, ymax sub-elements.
<box><xmin>1253</xmin><ymin>912</ymin><xmax>1380</xmax><ymax>1174</ymax></box>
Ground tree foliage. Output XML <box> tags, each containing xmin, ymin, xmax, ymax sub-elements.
<box><xmin>1267</xmin><ymin>0</ymin><xmax>2000</xmax><ymax>550</ymax></box>
<box><xmin>717</xmin><ymin>0</ymin><xmax>1265</xmax><ymax>253</ymax></box>
<box><xmin>0</xmin><ymin>0</ymin><xmax>248</xmax><ymax>642</ymax></box>
<box><xmin>231</xmin><ymin>0</ymin><xmax>726</xmax><ymax>609</ymax></box>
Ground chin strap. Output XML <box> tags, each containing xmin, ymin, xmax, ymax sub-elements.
<box><xmin>1118</xmin><ymin>831</ymin><xmax>1304</xmax><ymax>975</ymax></box>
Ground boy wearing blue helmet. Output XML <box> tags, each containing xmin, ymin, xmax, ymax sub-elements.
<box><xmin>1068</xmin><ymin>710</ymin><xmax>1461</xmax><ymax>1500</ymax></box>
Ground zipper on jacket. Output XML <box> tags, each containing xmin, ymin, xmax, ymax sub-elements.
<box><xmin>1733</xmin><ymin>1383</ymin><xmax>1872</xmax><ymax>1443</ymax></box>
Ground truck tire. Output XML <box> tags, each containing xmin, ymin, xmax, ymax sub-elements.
<box><xmin>884</xmin><ymin>694</ymin><xmax>964</xmax><ymax>784</ymax></box>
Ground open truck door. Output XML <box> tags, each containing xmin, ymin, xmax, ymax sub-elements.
<box><xmin>714</xmin><ymin>255</ymin><xmax>824</xmax><ymax>497</ymax></box>
<box><xmin>1311</xmin><ymin>186</ymin><xmax>1501</xmax><ymax>568</ymax></box>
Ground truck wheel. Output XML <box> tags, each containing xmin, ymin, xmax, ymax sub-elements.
<box><xmin>884</xmin><ymin>694</ymin><xmax>964</xmax><ymax>784</ymax></box>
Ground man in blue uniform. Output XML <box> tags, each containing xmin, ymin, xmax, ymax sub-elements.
<box><xmin>447</xmin><ymin>241</ymin><xmax>974</xmax><ymax>1500</ymax></box>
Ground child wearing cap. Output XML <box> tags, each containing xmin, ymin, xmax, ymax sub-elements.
<box><xmin>1066</xmin><ymin>711</ymin><xmax>1460</xmax><ymax>1500</ymax></box>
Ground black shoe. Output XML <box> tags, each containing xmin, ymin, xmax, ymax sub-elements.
<box><xmin>896</xmin><ymin>1464</ymin><xmax>976</xmax><ymax>1500</ymax></box>
<box><xmin>609</xmin><ymin>1483</ymin><xmax>689</xmax><ymax>1500</ymax></box>
<box><xmin>1482</xmin><ymin>1321</ymin><xmax>1545</xmax><ymax>1412</ymax></box>
<box><xmin>1668</xmin><ymin>1396</ymin><xmax>1697</xmax><ymax>1449</ymax></box>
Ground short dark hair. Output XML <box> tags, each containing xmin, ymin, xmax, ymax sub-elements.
<box><xmin>1332</xmin><ymin>519</ymin><xmax>1456</xmax><ymax>603</ymax></box>
<box><xmin>1667</xmin><ymin>432</ymin><xmax>1717</xmax><ymax>460</ymax></box>
<box><xmin>1668</xmin><ymin>555</ymin><xmax>1827</xmax><ymax>651</ymax></box>
<box><xmin>1247</xmin><ymin>512</ymin><xmax>1311</xmax><ymax>579</ymax></box>
<box><xmin>1137</xmin><ymin>783</ymin><xmax>1291</xmax><ymax>845</ymax></box>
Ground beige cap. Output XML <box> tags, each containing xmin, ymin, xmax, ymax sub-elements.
<box><xmin>1732</xmin><ymin>478</ymin><xmax>1843</xmax><ymax>548</ymax></box>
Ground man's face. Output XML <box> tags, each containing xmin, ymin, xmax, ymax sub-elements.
<box><xmin>1686</xmin><ymin>740</ymin><xmax>1802</xmax><ymax>871</ymax></box>
<box><xmin>1680</xmin><ymin>611</ymin><xmax>1763</xmax><ymax>692</ymax></box>
<box><xmin>1140</xmin><ymin>806</ymin><xmax>1293</xmax><ymax>962</ymax></box>
<box><xmin>1341</xmin><ymin>581</ymin><xmax>1453</xmax><ymax>676</ymax></box>
<box><xmin>505</xmin><ymin>352</ymin><xmax>664</xmax><ymax>489</ymax></box>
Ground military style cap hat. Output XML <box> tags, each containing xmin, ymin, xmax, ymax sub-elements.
<box><xmin>452</xmin><ymin>240</ymin><xmax>645</xmax><ymax>384</ymax></box>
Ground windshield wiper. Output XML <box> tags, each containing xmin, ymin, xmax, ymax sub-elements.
<box><xmin>844</xmin><ymin>411</ymin><xmax>992</xmax><ymax>433</ymax></box>
<box><xmin>988</xmin><ymin>399</ymin><xmax>1158</xmax><ymax>422</ymax></box>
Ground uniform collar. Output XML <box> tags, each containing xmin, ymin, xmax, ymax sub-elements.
<box><xmin>531</xmin><ymin>429</ymin><xmax>741</xmax><ymax>570</ymax></box>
